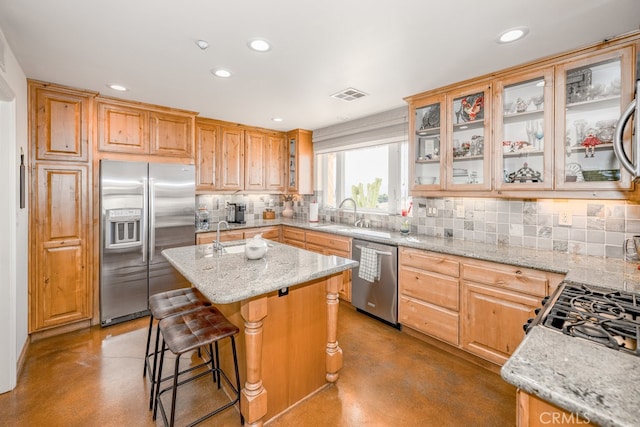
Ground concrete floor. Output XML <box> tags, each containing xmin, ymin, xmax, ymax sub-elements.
<box><xmin>0</xmin><ymin>304</ymin><xmax>516</xmax><ymax>426</ymax></box>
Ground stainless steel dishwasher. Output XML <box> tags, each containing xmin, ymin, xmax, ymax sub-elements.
<box><xmin>351</xmin><ymin>238</ymin><xmax>399</xmax><ymax>327</ymax></box>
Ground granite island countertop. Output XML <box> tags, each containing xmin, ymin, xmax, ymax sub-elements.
<box><xmin>162</xmin><ymin>239</ymin><xmax>358</xmax><ymax>304</ymax></box>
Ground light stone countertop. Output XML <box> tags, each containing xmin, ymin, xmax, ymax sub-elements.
<box><xmin>501</xmin><ymin>326</ymin><xmax>640</xmax><ymax>427</ymax></box>
<box><xmin>162</xmin><ymin>239</ymin><xmax>358</xmax><ymax>304</ymax></box>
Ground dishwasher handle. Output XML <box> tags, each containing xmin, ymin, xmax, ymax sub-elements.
<box><xmin>355</xmin><ymin>245</ymin><xmax>392</xmax><ymax>256</ymax></box>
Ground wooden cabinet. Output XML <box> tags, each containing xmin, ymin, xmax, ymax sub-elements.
<box><xmin>195</xmin><ymin>118</ymin><xmax>219</xmax><ymax>189</ymax></box>
<box><xmin>265</xmin><ymin>133</ymin><xmax>286</xmax><ymax>192</ymax></box>
<box><xmin>406</xmin><ymin>36</ymin><xmax>640</xmax><ymax>199</ymax></box>
<box><xmin>281</xmin><ymin>227</ymin><xmax>352</xmax><ymax>301</ymax></box>
<box><xmin>30</xmin><ymin>163</ymin><xmax>91</xmax><ymax>331</ymax></box>
<box><xmin>195</xmin><ymin>119</ymin><xmax>245</xmax><ymax>191</ymax></box>
<box><xmin>517</xmin><ymin>390</ymin><xmax>596</xmax><ymax>427</ymax></box>
<box><xmin>286</xmin><ymin>129</ymin><xmax>314</xmax><ymax>194</ymax></box>
<box><xmin>196</xmin><ymin>226</ymin><xmax>281</xmax><ymax>245</ymax></box>
<box><xmin>97</xmin><ymin>97</ymin><xmax>195</xmax><ymax>158</ymax></box>
<box><xmin>461</xmin><ymin>259</ymin><xmax>563</xmax><ymax>365</ymax></box>
<box><xmin>245</xmin><ymin>129</ymin><xmax>286</xmax><ymax>192</ymax></box>
<box><xmin>399</xmin><ymin>248</ymin><xmax>460</xmax><ymax>345</ymax></box>
<box><xmin>31</xmin><ymin>81</ymin><xmax>95</xmax><ymax>162</ymax></box>
<box><xmin>245</xmin><ymin>130</ymin><xmax>267</xmax><ymax>190</ymax></box>
<box><xmin>29</xmin><ymin>80</ymin><xmax>95</xmax><ymax>335</ymax></box>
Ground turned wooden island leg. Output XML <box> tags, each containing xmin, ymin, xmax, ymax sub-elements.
<box><xmin>240</xmin><ymin>296</ymin><xmax>268</xmax><ymax>427</ymax></box>
<box><xmin>325</xmin><ymin>274</ymin><xmax>343</xmax><ymax>383</ymax></box>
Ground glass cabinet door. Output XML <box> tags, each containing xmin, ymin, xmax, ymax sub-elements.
<box><xmin>447</xmin><ymin>84</ymin><xmax>491</xmax><ymax>190</ymax></box>
<box><xmin>412</xmin><ymin>94</ymin><xmax>445</xmax><ymax>189</ymax></box>
<box><xmin>495</xmin><ymin>68</ymin><xmax>554</xmax><ymax>191</ymax></box>
<box><xmin>555</xmin><ymin>47</ymin><xmax>634</xmax><ymax>190</ymax></box>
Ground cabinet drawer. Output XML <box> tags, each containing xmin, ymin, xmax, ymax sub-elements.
<box><xmin>283</xmin><ymin>238</ymin><xmax>306</xmax><ymax>249</ymax></box>
<box><xmin>399</xmin><ymin>296</ymin><xmax>459</xmax><ymax>346</ymax></box>
<box><xmin>462</xmin><ymin>262</ymin><xmax>547</xmax><ymax>297</ymax></box>
<box><xmin>399</xmin><ymin>266</ymin><xmax>459</xmax><ymax>311</ymax></box>
<box><xmin>305</xmin><ymin>231</ymin><xmax>351</xmax><ymax>253</ymax></box>
<box><xmin>244</xmin><ymin>226</ymin><xmax>281</xmax><ymax>241</ymax></box>
<box><xmin>282</xmin><ymin>227</ymin><xmax>305</xmax><ymax>242</ymax></box>
<box><xmin>400</xmin><ymin>248</ymin><xmax>459</xmax><ymax>277</ymax></box>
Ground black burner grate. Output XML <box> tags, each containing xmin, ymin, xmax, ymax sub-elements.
<box><xmin>542</xmin><ymin>284</ymin><xmax>640</xmax><ymax>356</ymax></box>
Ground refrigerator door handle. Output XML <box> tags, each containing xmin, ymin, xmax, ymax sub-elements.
<box><xmin>141</xmin><ymin>177</ymin><xmax>149</xmax><ymax>263</ymax></box>
<box><xmin>149</xmin><ymin>178</ymin><xmax>156</xmax><ymax>261</ymax></box>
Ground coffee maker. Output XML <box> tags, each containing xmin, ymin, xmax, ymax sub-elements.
<box><xmin>227</xmin><ymin>202</ymin><xmax>246</xmax><ymax>224</ymax></box>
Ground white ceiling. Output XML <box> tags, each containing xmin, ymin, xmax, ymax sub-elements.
<box><xmin>0</xmin><ymin>0</ymin><xmax>639</xmax><ymax>132</ymax></box>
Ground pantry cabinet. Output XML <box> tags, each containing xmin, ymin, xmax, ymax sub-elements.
<box><xmin>406</xmin><ymin>35</ymin><xmax>639</xmax><ymax>198</ymax></box>
<box><xmin>97</xmin><ymin>97</ymin><xmax>196</xmax><ymax>158</ymax></box>
<box><xmin>29</xmin><ymin>81</ymin><xmax>95</xmax><ymax>335</ymax></box>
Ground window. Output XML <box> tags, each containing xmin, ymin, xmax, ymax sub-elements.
<box><xmin>316</xmin><ymin>140</ymin><xmax>410</xmax><ymax>215</ymax></box>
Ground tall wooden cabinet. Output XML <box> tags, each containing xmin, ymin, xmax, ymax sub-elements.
<box><xmin>29</xmin><ymin>81</ymin><xmax>95</xmax><ymax>335</ymax></box>
<box><xmin>286</xmin><ymin>129</ymin><xmax>313</xmax><ymax>194</ymax></box>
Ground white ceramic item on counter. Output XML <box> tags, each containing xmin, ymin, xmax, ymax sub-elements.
<box><xmin>245</xmin><ymin>234</ymin><xmax>268</xmax><ymax>260</ymax></box>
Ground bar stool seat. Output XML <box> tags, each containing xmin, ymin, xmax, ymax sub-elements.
<box><xmin>153</xmin><ymin>306</ymin><xmax>242</xmax><ymax>427</ymax></box>
<box><xmin>144</xmin><ymin>287</ymin><xmax>211</xmax><ymax>409</ymax></box>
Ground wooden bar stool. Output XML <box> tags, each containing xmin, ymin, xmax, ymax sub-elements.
<box><xmin>153</xmin><ymin>306</ymin><xmax>242</xmax><ymax>427</ymax></box>
<box><xmin>144</xmin><ymin>287</ymin><xmax>211</xmax><ymax>409</ymax></box>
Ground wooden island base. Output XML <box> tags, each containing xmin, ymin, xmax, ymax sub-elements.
<box><xmin>214</xmin><ymin>273</ymin><xmax>343</xmax><ymax>426</ymax></box>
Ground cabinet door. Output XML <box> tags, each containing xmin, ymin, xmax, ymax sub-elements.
<box><xmin>494</xmin><ymin>67</ymin><xmax>554</xmax><ymax>191</ymax></box>
<box><xmin>219</xmin><ymin>126</ymin><xmax>245</xmax><ymax>190</ymax></box>
<box><xmin>447</xmin><ymin>83</ymin><xmax>492</xmax><ymax>190</ymax></box>
<box><xmin>286</xmin><ymin>129</ymin><xmax>314</xmax><ymax>194</ymax></box>
<box><xmin>97</xmin><ymin>101</ymin><xmax>148</xmax><ymax>154</ymax></box>
<box><xmin>554</xmin><ymin>47</ymin><xmax>634</xmax><ymax>191</ymax></box>
<box><xmin>461</xmin><ymin>281</ymin><xmax>539</xmax><ymax>365</ymax></box>
<box><xmin>265</xmin><ymin>133</ymin><xmax>286</xmax><ymax>192</ymax></box>
<box><xmin>32</xmin><ymin>84</ymin><xmax>92</xmax><ymax>162</ymax></box>
<box><xmin>245</xmin><ymin>130</ymin><xmax>266</xmax><ymax>190</ymax></box>
<box><xmin>149</xmin><ymin>111</ymin><xmax>194</xmax><ymax>158</ymax></box>
<box><xmin>411</xmin><ymin>94</ymin><xmax>446</xmax><ymax>190</ymax></box>
<box><xmin>31</xmin><ymin>163</ymin><xmax>91</xmax><ymax>331</ymax></box>
<box><xmin>195</xmin><ymin>120</ymin><xmax>218</xmax><ymax>190</ymax></box>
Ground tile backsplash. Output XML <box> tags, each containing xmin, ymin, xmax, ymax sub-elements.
<box><xmin>196</xmin><ymin>193</ymin><xmax>640</xmax><ymax>260</ymax></box>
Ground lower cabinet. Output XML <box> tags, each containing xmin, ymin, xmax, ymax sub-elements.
<box><xmin>517</xmin><ymin>390</ymin><xmax>596</xmax><ymax>427</ymax></box>
<box><xmin>398</xmin><ymin>247</ymin><xmax>564</xmax><ymax>366</ymax></box>
<box><xmin>195</xmin><ymin>226</ymin><xmax>281</xmax><ymax>245</ymax></box>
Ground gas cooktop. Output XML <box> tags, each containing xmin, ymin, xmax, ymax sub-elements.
<box><xmin>536</xmin><ymin>282</ymin><xmax>639</xmax><ymax>357</ymax></box>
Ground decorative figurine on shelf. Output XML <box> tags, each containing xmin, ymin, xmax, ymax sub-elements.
<box><xmin>514</xmin><ymin>97</ymin><xmax>530</xmax><ymax>113</ymax></box>
<box><xmin>581</xmin><ymin>130</ymin><xmax>602</xmax><ymax>158</ymax></box>
<box><xmin>507</xmin><ymin>162</ymin><xmax>542</xmax><ymax>183</ymax></box>
<box><xmin>458</xmin><ymin>93</ymin><xmax>484</xmax><ymax>122</ymax></box>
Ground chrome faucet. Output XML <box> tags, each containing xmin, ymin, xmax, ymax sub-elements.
<box><xmin>338</xmin><ymin>198</ymin><xmax>360</xmax><ymax>227</ymax></box>
<box><xmin>214</xmin><ymin>220</ymin><xmax>230</xmax><ymax>252</ymax></box>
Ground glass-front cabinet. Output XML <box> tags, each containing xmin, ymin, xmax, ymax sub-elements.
<box><xmin>447</xmin><ymin>84</ymin><xmax>491</xmax><ymax>191</ymax></box>
<box><xmin>494</xmin><ymin>68</ymin><xmax>554</xmax><ymax>191</ymax></box>
<box><xmin>554</xmin><ymin>47</ymin><xmax>634</xmax><ymax>191</ymax></box>
<box><xmin>413</xmin><ymin>94</ymin><xmax>444</xmax><ymax>189</ymax></box>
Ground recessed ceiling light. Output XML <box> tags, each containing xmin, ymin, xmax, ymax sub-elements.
<box><xmin>107</xmin><ymin>84</ymin><xmax>128</xmax><ymax>91</ymax></box>
<box><xmin>195</xmin><ymin>39</ymin><xmax>209</xmax><ymax>50</ymax></box>
<box><xmin>497</xmin><ymin>26</ymin><xmax>529</xmax><ymax>43</ymax></box>
<box><xmin>248</xmin><ymin>38</ymin><xmax>271</xmax><ymax>52</ymax></box>
<box><xmin>271</xmin><ymin>117</ymin><xmax>283</xmax><ymax>122</ymax></box>
<box><xmin>211</xmin><ymin>68</ymin><xmax>232</xmax><ymax>78</ymax></box>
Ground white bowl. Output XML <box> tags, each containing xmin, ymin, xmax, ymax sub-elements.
<box><xmin>417</xmin><ymin>176</ymin><xmax>436</xmax><ymax>185</ymax></box>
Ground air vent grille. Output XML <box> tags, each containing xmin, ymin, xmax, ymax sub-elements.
<box><xmin>331</xmin><ymin>87</ymin><xmax>368</xmax><ymax>102</ymax></box>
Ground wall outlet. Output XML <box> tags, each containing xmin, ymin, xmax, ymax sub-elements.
<box><xmin>559</xmin><ymin>210</ymin><xmax>572</xmax><ymax>226</ymax></box>
<box><xmin>456</xmin><ymin>205</ymin><xmax>465</xmax><ymax>218</ymax></box>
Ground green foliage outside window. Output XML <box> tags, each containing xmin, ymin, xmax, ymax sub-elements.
<box><xmin>351</xmin><ymin>178</ymin><xmax>382</xmax><ymax>208</ymax></box>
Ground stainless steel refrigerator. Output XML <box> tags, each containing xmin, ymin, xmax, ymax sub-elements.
<box><xmin>100</xmin><ymin>160</ymin><xmax>195</xmax><ymax>326</ymax></box>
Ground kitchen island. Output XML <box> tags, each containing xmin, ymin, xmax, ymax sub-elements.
<box><xmin>162</xmin><ymin>240</ymin><xmax>358</xmax><ymax>426</ymax></box>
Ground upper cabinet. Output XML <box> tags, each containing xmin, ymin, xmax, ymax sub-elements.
<box><xmin>494</xmin><ymin>67</ymin><xmax>554</xmax><ymax>191</ymax></box>
<box><xmin>406</xmin><ymin>35</ymin><xmax>639</xmax><ymax>199</ymax></box>
<box><xmin>410</xmin><ymin>83</ymin><xmax>491</xmax><ymax>192</ymax></box>
<box><xmin>286</xmin><ymin>129</ymin><xmax>314</xmax><ymax>195</ymax></box>
<box><xmin>195</xmin><ymin>118</ymin><xmax>245</xmax><ymax>192</ymax></box>
<box><xmin>554</xmin><ymin>47</ymin><xmax>635</xmax><ymax>192</ymax></box>
<box><xmin>30</xmin><ymin>81</ymin><xmax>96</xmax><ymax>162</ymax></box>
<box><xmin>97</xmin><ymin>97</ymin><xmax>196</xmax><ymax>159</ymax></box>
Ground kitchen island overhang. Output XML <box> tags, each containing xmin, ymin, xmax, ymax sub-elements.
<box><xmin>163</xmin><ymin>241</ymin><xmax>358</xmax><ymax>426</ymax></box>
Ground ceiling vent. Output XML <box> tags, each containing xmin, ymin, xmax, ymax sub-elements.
<box><xmin>331</xmin><ymin>87</ymin><xmax>368</xmax><ymax>102</ymax></box>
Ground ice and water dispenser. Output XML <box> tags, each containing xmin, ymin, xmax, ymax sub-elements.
<box><xmin>105</xmin><ymin>208</ymin><xmax>142</xmax><ymax>248</ymax></box>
